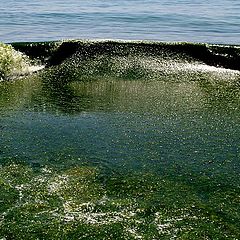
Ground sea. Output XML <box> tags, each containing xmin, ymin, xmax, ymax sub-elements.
<box><xmin>0</xmin><ymin>1</ymin><xmax>240</xmax><ymax>239</ymax></box>
<box><xmin>0</xmin><ymin>0</ymin><xmax>240</xmax><ymax>44</ymax></box>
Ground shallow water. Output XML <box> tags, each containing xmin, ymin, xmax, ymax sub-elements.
<box><xmin>0</xmin><ymin>43</ymin><xmax>240</xmax><ymax>238</ymax></box>
<box><xmin>1</xmin><ymin>0</ymin><xmax>240</xmax><ymax>43</ymax></box>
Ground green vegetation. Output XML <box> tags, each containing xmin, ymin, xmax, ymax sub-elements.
<box><xmin>0</xmin><ymin>163</ymin><xmax>239</xmax><ymax>239</ymax></box>
<box><xmin>0</xmin><ymin>40</ymin><xmax>239</xmax><ymax>239</ymax></box>
<box><xmin>0</xmin><ymin>42</ymin><xmax>31</xmax><ymax>80</ymax></box>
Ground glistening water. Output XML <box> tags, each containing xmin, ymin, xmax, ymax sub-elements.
<box><xmin>0</xmin><ymin>41</ymin><xmax>240</xmax><ymax>239</ymax></box>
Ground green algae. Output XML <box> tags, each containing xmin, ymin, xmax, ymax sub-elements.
<box><xmin>0</xmin><ymin>163</ymin><xmax>239</xmax><ymax>239</ymax></box>
<box><xmin>0</xmin><ymin>42</ymin><xmax>31</xmax><ymax>81</ymax></box>
<box><xmin>0</xmin><ymin>40</ymin><xmax>239</xmax><ymax>239</ymax></box>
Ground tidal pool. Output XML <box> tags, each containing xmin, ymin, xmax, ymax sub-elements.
<box><xmin>0</xmin><ymin>41</ymin><xmax>240</xmax><ymax>239</ymax></box>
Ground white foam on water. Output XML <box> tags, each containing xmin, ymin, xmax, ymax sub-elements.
<box><xmin>125</xmin><ymin>227</ymin><xmax>143</xmax><ymax>239</ymax></box>
<box><xmin>103</xmin><ymin>55</ymin><xmax>240</xmax><ymax>81</ymax></box>
<box><xmin>26</xmin><ymin>65</ymin><xmax>45</xmax><ymax>73</ymax></box>
<box><xmin>48</xmin><ymin>174</ymin><xmax>69</xmax><ymax>194</ymax></box>
<box><xmin>61</xmin><ymin>199</ymin><xmax>137</xmax><ymax>225</ymax></box>
<box><xmin>183</xmin><ymin>63</ymin><xmax>240</xmax><ymax>74</ymax></box>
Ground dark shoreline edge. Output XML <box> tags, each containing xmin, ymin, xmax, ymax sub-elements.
<box><xmin>10</xmin><ymin>40</ymin><xmax>240</xmax><ymax>71</ymax></box>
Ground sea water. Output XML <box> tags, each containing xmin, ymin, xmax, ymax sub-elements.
<box><xmin>0</xmin><ymin>0</ymin><xmax>240</xmax><ymax>44</ymax></box>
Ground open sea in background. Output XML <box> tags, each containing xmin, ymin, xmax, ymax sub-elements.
<box><xmin>0</xmin><ymin>0</ymin><xmax>240</xmax><ymax>44</ymax></box>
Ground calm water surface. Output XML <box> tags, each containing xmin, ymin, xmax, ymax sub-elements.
<box><xmin>0</xmin><ymin>0</ymin><xmax>240</xmax><ymax>43</ymax></box>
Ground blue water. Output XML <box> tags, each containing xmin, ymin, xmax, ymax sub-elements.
<box><xmin>0</xmin><ymin>0</ymin><xmax>240</xmax><ymax>43</ymax></box>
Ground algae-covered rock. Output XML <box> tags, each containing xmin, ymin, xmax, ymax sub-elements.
<box><xmin>0</xmin><ymin>42</ymin><xmax>42</xmax><ymax>81</ymax></box>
